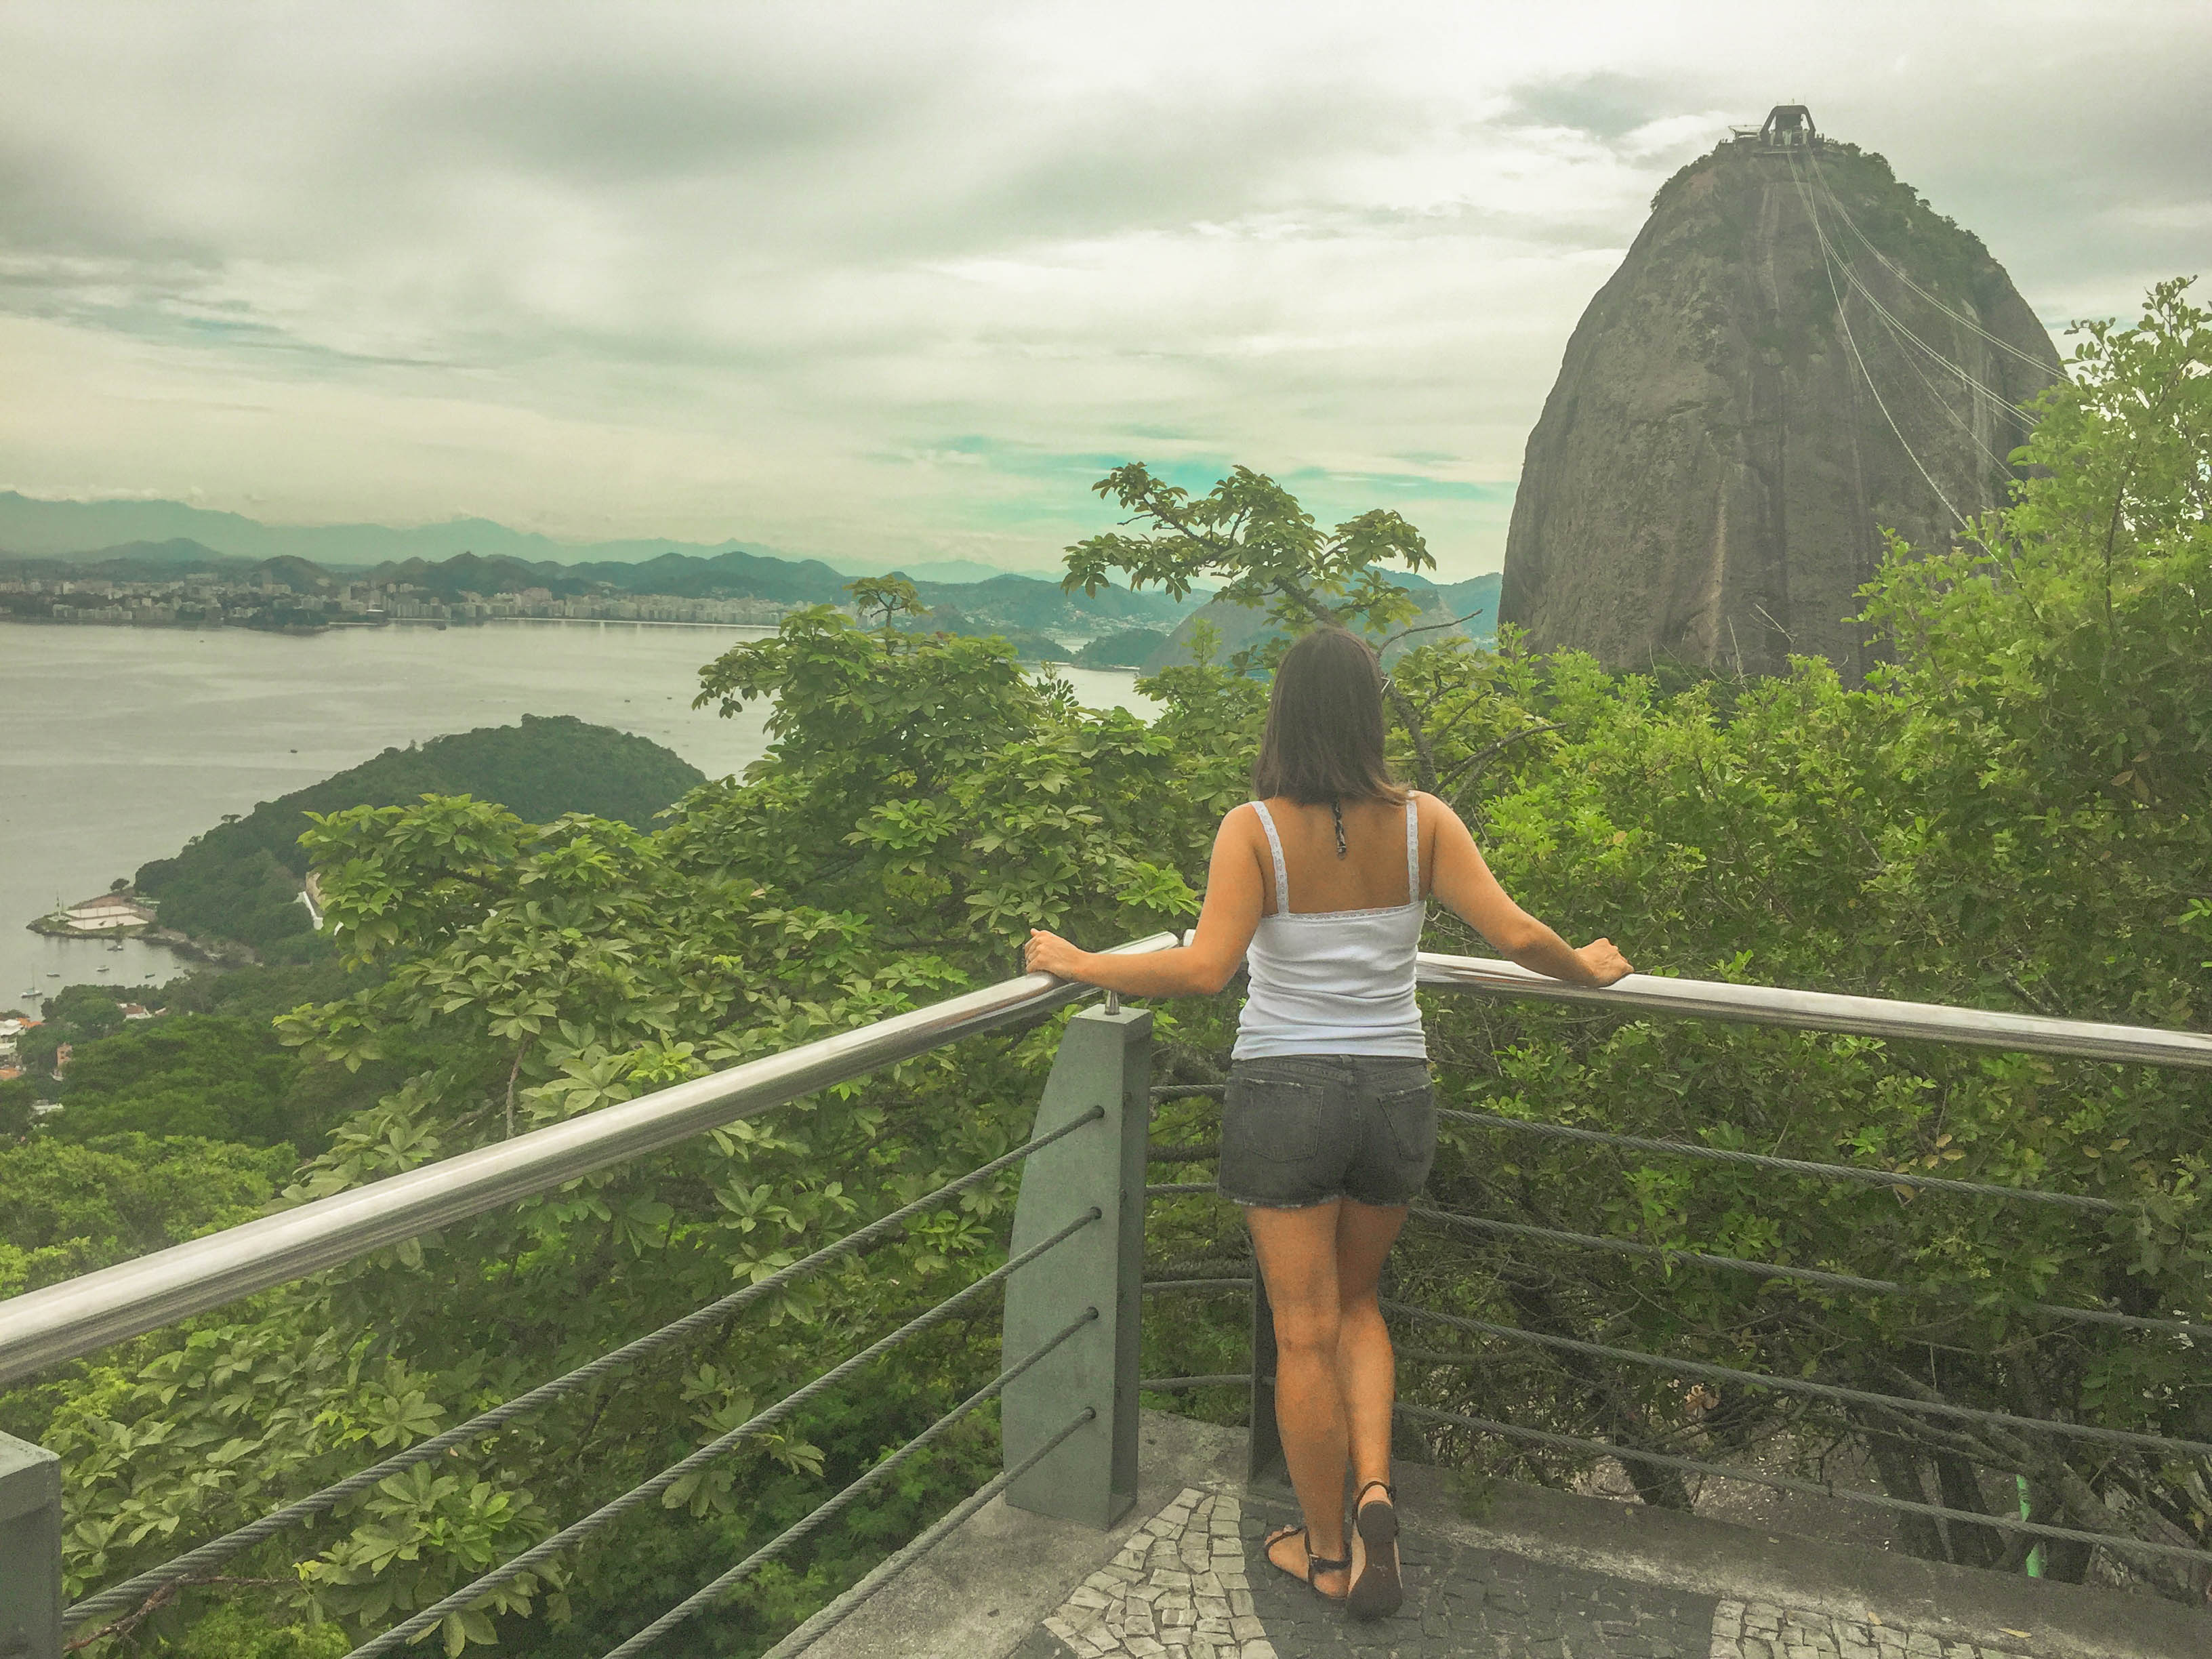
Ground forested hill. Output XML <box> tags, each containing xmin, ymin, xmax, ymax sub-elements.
<box><xmin>133</xmin><ymin>715</ymin><xmax>704</xmax><ymax>958</ymax></box>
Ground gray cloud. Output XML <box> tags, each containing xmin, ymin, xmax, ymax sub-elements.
<box><xmin>0</xmin><ymin>1</ymin><xmax>2205</xmax><ymax>577</ymax></box>
<box><xmin>1507</xmin><ymin>73</ymin><xmax>1671</xmax><ymax>142</ymax></box>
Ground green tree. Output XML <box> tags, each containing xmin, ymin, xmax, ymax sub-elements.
<box><xmin>0</xmin><ymin>1134</ymin><xmax>294</xmax><ymax>1300</ymax></box>
<box><xmin>47</xmin><ymin>1017</ymin><xmax>302</xmax><ymax>1146</ymax></box>
<box><xmin>1062</xmin><ymin>462</ymin><xmax>1446</xmax><ymax>784</ymax></box>
<box><xmin>134</xmin><ymin>716</ymin><xmax>705</xmax><ymax>955</ymax></box>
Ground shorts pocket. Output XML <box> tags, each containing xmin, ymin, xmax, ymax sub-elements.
<box><xmin>1223</xmin><ymin>1073</ymin><xmax>1326</xmax><ymax>1164</ymax></box>
<box><xmin>1376</xmin><ymin>1082</ymin><xmax>1437</xmax><ymax>1165</ymax></box>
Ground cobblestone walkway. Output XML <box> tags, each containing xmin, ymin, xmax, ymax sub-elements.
<box><xmin>1016</xmin><ymin>1488</ymin><xmax>2062</xmax><ymax>1659</ymax></box>
<box><xmin>1711</xmin><ymin>1600</ymin><xmax>2041</xmax><ymax>1659</ymax></box>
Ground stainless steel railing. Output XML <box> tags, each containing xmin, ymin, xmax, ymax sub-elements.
<box><xmin>0</xmin><ymin>933</ymin><xmax>1180</xmax><ymax>1388</ymax></box>
<box><xmin>8</xmin><ymin>939</ymin><xmax>2204</xmax><ymax>1389</ymax></box>
<box><xmin>1416</xmin><ymin>952</ymin><xmax>2212</xmax><ymax>1071</ymax></box>
<box><xmin>1142</xmin><ymin>949</ymin><xmax>2212</xmax><ymax>1579</ymax></box>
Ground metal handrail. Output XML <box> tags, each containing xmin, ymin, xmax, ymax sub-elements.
<box><xmin>7</xmin><ymin>938</ymin><xmax>2205</xmax><ymax>1389</ymax></box>
<box><xmin>1416</xmin><ymin>951</ymin><xmax>2212</xmax><ymax>1071</ymax></box>
<box><xmin>0</xmin><ymin>933</ymin><xmax>1179</xmax><ymax>1387</ymax></box>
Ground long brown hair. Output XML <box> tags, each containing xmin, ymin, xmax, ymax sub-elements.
<box><xmin>1250</xmin><ymin>628</ymin><xmax>1404</xmax><ymax>806</ymax></box>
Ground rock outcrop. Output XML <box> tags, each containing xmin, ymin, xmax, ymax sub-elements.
<box><xmin>1498</xmin><ymin>139</ymin><xmax>2062</xmax><ymax>679</ymax></box>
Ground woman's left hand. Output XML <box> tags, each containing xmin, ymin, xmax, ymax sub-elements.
<box><xmin>1025</xmin><ymin>928</ymin><xmax>1089</xmax><ymax>981</ymax></box>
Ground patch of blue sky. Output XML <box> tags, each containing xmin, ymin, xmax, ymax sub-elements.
<box><xmin>914</xmin><ymin>438</ymin><xmax>1516</xmax><ymax>579</ymax></box>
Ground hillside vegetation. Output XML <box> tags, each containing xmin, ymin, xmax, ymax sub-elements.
<box><xmin>132</xmin><ymin>715</ymin><xmax>704</xmax><ymax>956</ymax></box>
<box><xmin>6</xmin><ymin>283</ymin><xmax>2207</xmax><ymax>1654</ymax></box>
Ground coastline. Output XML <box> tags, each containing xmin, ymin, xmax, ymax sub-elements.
<box><xmin>0</xmin><ymin>612</ymin><xmax>791</xmax><ymax>636</ymax></box>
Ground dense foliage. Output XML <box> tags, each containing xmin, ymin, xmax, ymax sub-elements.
<box><xmin>133</xmin><ymin>716</ymin><xmax>705</xmax><ymax>956</ymax></box>
<box><xmin>7</xmin><ymin>282</ymin><xmax>2208</xmax><ymax>1654</ymax></box>
<box><xmin>0</xmin><ymin>1135</ymin><xmax>295</xmax><ymax>1299</ymax></box>
<box><xmin>43</xmin><ymin>1016</ymin><xmax>301</xmax><ymax>1145</ymax></box>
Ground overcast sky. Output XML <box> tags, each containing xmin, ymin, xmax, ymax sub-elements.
<box><xmin>2</xmin><ymin>2</ymin><xmax>2207</xmax><ymax>578</ymax></box>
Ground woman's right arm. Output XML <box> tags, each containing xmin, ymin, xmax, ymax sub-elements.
<box><xmin>1023</xmin><ymin>805</ymin><xmax>1266</xmax><ymax>996</ymax></box>
<box><xmin>1423</xmin><ymin>794</ymin><xmax>1632</xmax><ymax>987</ymax></box>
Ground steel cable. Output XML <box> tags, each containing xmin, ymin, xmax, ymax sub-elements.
<box><xmin>1789</xmin><ymin>157</ymin><xmax>1966</xmax><ymax>527</ymax></box>
<box><xmin>346</xmin><ymin>1207</ymin><xmax>1101</xmax><ymax>1659</ymax></box>
<box><xmin>1141</xmin><ymin>1278</ymin><xmax>1254</xmax><ymax>1294</ymax></box>
<box><xmin>66</xmin><ymin>1107</ymin><xmax>1105</xmax><ymax>1630</ymax></box>
<box><xmin>1383</xmin><ymin>1300</ymin><xmax>2212</xmax><ymax>1459</ymax></box>
<box><xmin>1137</xmin><ymin>1375</ymin><xmax>1254</xmax><ymax>1392</ymax></box>
<box><xmin>597</xmin><ymin>1309</ymin><xmax>1100</xmax><ymax>1658</ymax></box>
<box><xmin>1145</xmin><ymin>1142</ymin><xmax>1221</xmax><ymax>1165</ymax></box>
<box><xmin>1864</xmin><ymin>300</ymin><xmax>2029</xmax><ymax>476</ymax></box>
<box><xmin>1810</xmin><ymin>233</ymin><xmax>2035</xmax><ymax>420</ymax></box>
<box><xmin>1410</xmin><ymin>1205</ymin><xmax>2212</xmax><ymax>1339</ymax></box>
<box><xmin>1394</xmin><ymin>1401</ymin><xmax>2212</xmax><ymax>1571</ymax></box>
<box><xmin>1811</xmin><ymin>164</ymin><xmax>2059</xmax><ymax>375</ymax></box>
<box><xmin>754</xmin><ymin>1406</ymin><xmax>1096</xmax><ymax>1659</ymax></box>
<box><xmin>1436</xmin><ymin>1105</ymin><xmax>2131</xmax><ymax>1213</ymax></box>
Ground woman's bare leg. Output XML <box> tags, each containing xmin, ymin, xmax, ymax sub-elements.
<box><xmin>1332</xmin><ymin>1200</ymin><xmax>1407</xmax><ymax>1494</ymax></box>
<box><xmin>1246</xmin><ymin>1202</ymin><xmax>1353</xmax><ymax>1595</ymax></box>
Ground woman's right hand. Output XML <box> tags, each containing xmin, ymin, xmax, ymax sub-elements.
<box><xmin>1575</xmin><ymin>938</ymin><xmax>1633</xmax><ymax>987</ymax></box>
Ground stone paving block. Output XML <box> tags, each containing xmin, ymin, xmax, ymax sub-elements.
<box><xmin>1027</xmin><ymin>1481</ymin><xmax>2077</xmax><ymax>1659</ymax></box>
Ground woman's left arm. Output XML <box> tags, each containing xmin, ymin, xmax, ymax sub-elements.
<box><xmin>1024</xmin><ymin>806</ymin><xmax>1265</xmax><ymax>998</ymax></box>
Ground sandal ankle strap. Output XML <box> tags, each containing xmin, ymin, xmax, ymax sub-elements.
<box><xmin>1355</xmin><ymin>1479</ymin><xmax>1395</xmax><ymax>1504</ymax></box>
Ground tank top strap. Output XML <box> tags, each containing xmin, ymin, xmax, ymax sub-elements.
<box><xmin>1404</xmin><ymin>793</ymin><xmax>1420</xmax><ymax>901</ymax></box>
<box><xmin>1250</xmin><ymin>801</ymin><xmax>1291</xmax><ymax>916</ymax></box>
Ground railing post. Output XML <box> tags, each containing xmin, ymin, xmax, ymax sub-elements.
<box><xmin>1002</xmin><ymin>1004</ymin><xmax>1151</xmax><ymax>1529</ymax></box>
<box><xmin>0</xmin><ymin>1431</ymin><xmax>62</xmax><ymax>1659</ymax></box>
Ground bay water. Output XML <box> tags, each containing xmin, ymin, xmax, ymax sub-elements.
<box><xmin>0</xmin><ymin>622</ymin><xmax>1153</xmax><ymax>1005</ymax></box>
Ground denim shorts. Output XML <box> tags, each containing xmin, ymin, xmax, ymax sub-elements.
<box><xmin>1216</xmin><ymin>1054</ymin><xmax>1437</xmax><ymax>1210</ymax></box>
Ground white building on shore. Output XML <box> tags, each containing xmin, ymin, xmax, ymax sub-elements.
<box><xmin>54</xmin><ymin>893</ymin><xmax>155</xmax><ymax>932</ymax></box>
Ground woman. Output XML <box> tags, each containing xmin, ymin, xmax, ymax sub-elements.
<box><xmin>1025</xmin><ymin>626</ymin><xmax>1631</xmax><ymax>1622</ymax></box>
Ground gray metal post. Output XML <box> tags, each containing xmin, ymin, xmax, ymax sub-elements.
<box><xmin>0</xmin><ymin>1431</ymin><xmax>62</xmax><ymax>1659</ymax></box>
<box><xmin>1002</xmin><ymin>1004</ymin><xmax>1151</xmax><ymax>1529</ymax></box>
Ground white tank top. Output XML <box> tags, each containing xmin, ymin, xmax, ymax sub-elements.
<box><xmin>1232</xmin><ymin>795</ymin><xmax>1427</xmax><ymax>1061</ymax></box>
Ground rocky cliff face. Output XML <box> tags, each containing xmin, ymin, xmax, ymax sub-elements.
<box><xmin>1498</xmin><ymin>142</ymin><xmax>2062</xmax><ymax>679</ymax></box>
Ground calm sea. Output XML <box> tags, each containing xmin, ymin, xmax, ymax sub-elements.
<box><xmin>0</xmin><ymin>622</ymin><xmax>1153</xmax><ymax>1005</ymax></box>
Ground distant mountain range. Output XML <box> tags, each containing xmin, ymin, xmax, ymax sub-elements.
<box><xmin>0</xmin><ymin>491</ymin><xmax>1057</xmax><ymax>585</ymax></box>
<box><xmin>0</xmin><ymin>530</ymin><xmax>1210</xmax><ymax>638</ymax></box>
<box><xmin>1</xmin><ymin>493</ymin><xmax>1505</xmax><ymax>651</ymax></box>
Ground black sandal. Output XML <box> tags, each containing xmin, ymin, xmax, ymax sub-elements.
<box><xmin>1262</xmin><ymin>1523</ymin><xmax>1350</xmax><ymax>1603</ymax></box>
<box><xmin>1345</xmin><ymin>1479</ymin><xmax>1402</xmax><ymax>1622</ymax></box>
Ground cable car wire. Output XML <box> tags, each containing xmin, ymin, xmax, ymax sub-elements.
<box><xmin>1789</xmin><ymin>156</ymin><xmax>1967</xmax><ymax>527</ymax></box>
<box><xmin>1811</xmin><ymin>163</ymin><xmax>2060</xmax><ymax>377</ymax></box>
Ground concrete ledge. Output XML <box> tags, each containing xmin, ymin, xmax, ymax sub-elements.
<box><xmin>806</xmin><ymin>1410</ymin><xmax>1248</xmax><ymax>1659</ymax></box>
<box><xmin>804</xmin><ymin>1410</ymin><xmax>2212</xmax><ymax>1659</ymax></box>
<box><xmin>1395</xmin><ymin>1457</ymin><xmax>2212</xmax><ymax>1659</ymax></box>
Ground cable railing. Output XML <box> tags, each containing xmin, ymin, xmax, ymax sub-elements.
<box><xmin>1136</xmin><ymin>952</ymin><xmax>2212</xmax><ymax>1586</ymax></box>
<box><xmin>6</xmin><ymin>943</ymin><xmax>2212</xmax><ymax>1656</ymax></box>
<box><xmin>0</xmin><ymin>935</ymin><xmax>1174</xmax><ymax>1659</ymax></box>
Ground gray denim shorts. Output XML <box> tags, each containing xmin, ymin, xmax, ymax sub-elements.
<box><xmin>1216</xmin><ymin>1054</ymin><xmax>1437</xmax><ymax>1210</ymax></box>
